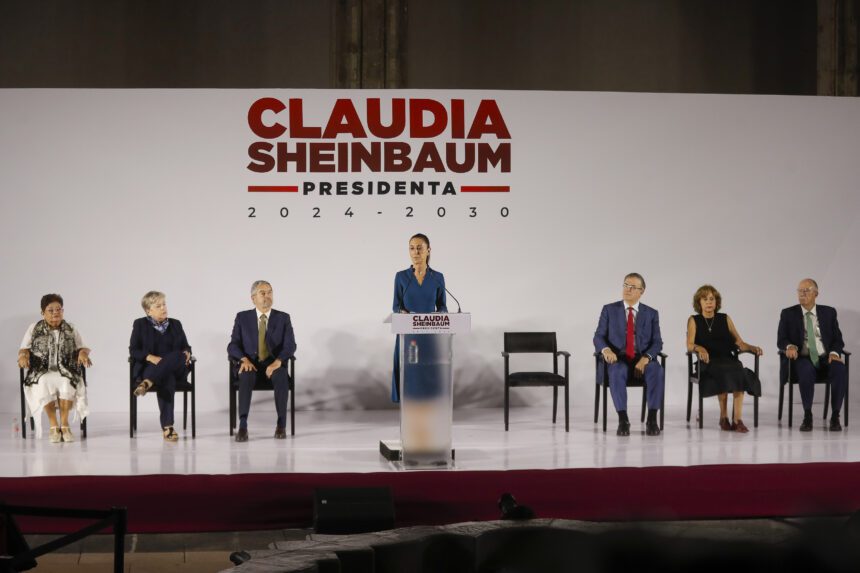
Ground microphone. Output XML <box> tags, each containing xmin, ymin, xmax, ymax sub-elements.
<box><xmin>445</xmin><ymin>286</ymin><xmax>462</xmax><ymax>313</ymax></box>
<box><xmin>433</xmin><ymin>266</ymin><xmax>462</xmax><ymax>312</ymax></box>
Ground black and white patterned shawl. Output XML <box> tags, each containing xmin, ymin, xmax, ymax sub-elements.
<box><xmin>23</xmin><ymin>320</ymin><xmax>82</xmax><ymax>388</ymax></box>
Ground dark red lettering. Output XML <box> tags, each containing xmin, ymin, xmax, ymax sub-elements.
<box><xmin>309</xmin><ymin>143</ymin><xmax>336</xmax><ymax>172</ymax></box>
<box><xmin>288</xmin><ymin>99</ymin><xmax>322</xmax><ymax>138</ymax></box>
<box><xmin>384</xmin><ymin>142</ymin><xmax>413</xmax><ymax>172</ymax></box>
<box><xmin>248</xmin><ymin>98</ymin><xmax>286</xmax><ymax>139</ymax></box>
<box><xmin>477</xmin><ymin>142</ymin><xmax>511</xmax><ymax>172</ymax></box>
<box><xmin>323</xmin><ymin>99</ymin><xmax>367</xmax><ymax>138</ymax></box>
<box><xmin>337</xmin><ymin>142</ymin><xmax>349</xmax><ymax>171</ymax></box>
<box><xmin>247</xmin><ymin>142</ymin><xmax>275</xmax><ymax>172</ymax></box>
<box><xmin>450</xmin><ymin>100</ymin><xmax>465</xmax><ymax>139</ymax></box>
<box><xmin>409</xmin><ymin>99</ymin><xmax>447</xmax><ymax>138</ymax></box>
<box><xmin>351</xmin><ymin>142</ymin><xmax>382</xmax><ymax>172</ymax></box>
<box><xmin>367</xmin><ymin>98</ymin><xmax>406</xmax><ymax>138</ymax></box>
<box><xmin>413</xmin><ymin>142</ymin><xmax>445</xmax><ymax>172</ymax></box>
<box><xmin>276</xmin><ymin>142</ymin><xmax>307</xmax><ymax>172</ymax></box>
<box><xmin>444</xmin><ymin>142</ymin><xmax>475</xmax><ymax>173</ymax></box>
<box><xmin>467</xmin><ymin>100</ymin><xmax>511</xmax><ymax>139</ymax></box>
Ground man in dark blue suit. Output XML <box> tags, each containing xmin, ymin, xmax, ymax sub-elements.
<box><xmin>777</xmin><ymin>278</ymin><xmax>846</xmax><ymax>432</ymax></box>
<box><xmin>593</xmin><ymin>273</ymin><xmax>664</xmax><ymax>436</ymax></box>
<box><xmin>228</xmin><ymin>280</ymin><xmax>297</xmax><ymax>442</ymax></box>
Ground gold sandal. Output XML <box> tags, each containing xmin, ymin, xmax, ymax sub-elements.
<box><xmin>49</xmin><ymin>427</ymin><xmax>61</xmax><ymax>443</ymax></box>
<box><xmin>163</xmin><ymin>426</ymin><xmax>179</xmax><ymax>442</ymax></box>
<box><xmin>61</xmin><ymin>426</ymin><xmax>74</xmax><ymax>442</ymax></box>
<box><xmin>134</xmin><ymin>379</ymin><xmax>154</xmax><ymax>397</ymax></box>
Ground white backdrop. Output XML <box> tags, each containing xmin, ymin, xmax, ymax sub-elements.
<box><xmin>2</xmin><ymin>89</ymin><xmax>859</xmax><ymax>419</ymax></box>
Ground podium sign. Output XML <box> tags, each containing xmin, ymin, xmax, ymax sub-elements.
<box><xmin>390</xmin><ymin>312</ymin><xmax>471</xmax><ymax>335</ymax></box>
<box><xmin>389</xmin><ymin>313</ymin><xmax>470</xmax><ymax>467</ymax></box>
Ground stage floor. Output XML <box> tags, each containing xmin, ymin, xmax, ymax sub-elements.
<box><xmin>3</xmin><ymin>403</ymin><xmax>857</xmax><ymax>478</ymax></box>
<box><xmin>4</xmin><ymin>403</ymin><xmax>860</xmax><ymax>533</ymax></box>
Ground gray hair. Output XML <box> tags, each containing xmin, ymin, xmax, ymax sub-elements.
<box><xmin>141</xmin><ymin>290</ymin><xmax>166</xmax><ymax>312</ymax></box>
<box><xmin>250</xmin><ymin>280</ymin><xmax>271</xmax><ymax>295</ymax></box>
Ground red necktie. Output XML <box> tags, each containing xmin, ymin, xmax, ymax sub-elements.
<box><xmin>625</xmin><ymin>306</ymin><xmax>635</xmax><ymax>360</ymax></box>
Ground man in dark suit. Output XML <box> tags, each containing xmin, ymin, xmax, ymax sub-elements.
<box><xmin>777</xmin><ymin>278</ymin><xmax>846</xmax><ymax>432</ymax></box>
<box><xmin>228</xmin><ymin>280</ymin><xmax>297</xmax><ymax>442</ymax></box>
<box><xmin>593</xmin><ymin>273</ymin><xmax>664</xmax><ymax>436</ymax></box>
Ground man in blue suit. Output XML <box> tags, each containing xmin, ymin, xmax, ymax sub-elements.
<box><xmin>593</xmin><ymin>273</ymin><xmax>664</xmax><ymax>436</ymax></box>
<box><xmin>777</xmin><ymin>278</ymin><xmax>846</xmax><ymax>432</ymax></box>
<box><xmin>228</xmin><ymin>280</ymin><xmax>297</xmax><ymax>442</ymax></box>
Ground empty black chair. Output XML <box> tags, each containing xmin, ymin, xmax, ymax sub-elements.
<box><xmin>228</xmin><ymin>356</ymin><xmax>296</xmax><ymax>436</ymax></box>
<box><xmin>686</xmin><ymin>349</ymin><xmax>759</xmax><ymax>429</ymax></box>
<box><xmin>778</xmin><ymin>350</ymin><xmax>850</xmax><ymax>428</ymax></box>
<box><xmin>594</xmin><ymin>353</ymin><xmax>666</xmax><ymax>432</ymax></box>
<box><xmin>129</xmin><ymin>355</ymin><xmax>196</xmax><ymax>438</ymax></box>
<box><xmin>502</xmin><ymin>332</ymin><xmax>570</xmax><ymax>432</ymax></box>
<box><xmin>18</xmin><ymin>367</ymin><xmax>88</xmax><ymax>439</ymax></box>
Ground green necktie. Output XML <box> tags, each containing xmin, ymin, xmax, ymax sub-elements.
<box><xmin>805</xmin><ymin>311</ymin><xmax>819</xmax><ymax>368</ymax></box>
<box><xmin>258</xmin><ymin>315</ymin><xmax>270</xmax><ymax>361</ymax></box>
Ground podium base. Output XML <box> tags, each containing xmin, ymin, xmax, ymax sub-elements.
<box><xmin>379</xmin><ymin>440</ymin><xmax>402</xmax><ymax>462</ymax></box>
<box><xmin>379</xmin><ymin>440</ymin><xmax>455</xmax><ymax>465</ymax></box>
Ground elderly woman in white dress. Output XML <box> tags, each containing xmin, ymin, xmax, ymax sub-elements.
<box><xmin>17</xmin><ymin>294</ymin><xmax>91</xmax><ymax>443</ymax></box>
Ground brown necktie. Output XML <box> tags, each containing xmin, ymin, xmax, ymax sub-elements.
<box><xmin>258</xmin><ymin>315</ymin><xmax>269</xmax><ymax>361</ymax></box>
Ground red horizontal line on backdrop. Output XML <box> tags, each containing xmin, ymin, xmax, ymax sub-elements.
<box><xmin>460</xmin><ymin>186</ymin><xmax>510</xmax><ymax>192</ymax></box>
<box><xmin>248</xmin><ymin>186</ymin><xmax>299</xmax><ymax>193</ymax></box>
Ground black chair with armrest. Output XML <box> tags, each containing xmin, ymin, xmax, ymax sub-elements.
<box><xmin>228</xmin><ymin>356</ymin><xmax>296</xmax><ymax>436</ymax></box>
<box><xmin>18</xmin><ymin>367</ymin><xmax>88</xmax><ymax>439</ymax></box>
<box><xmin>778</xmin><ymin>349</ymin><xmax>850</xmax><ymax>428</ymax></box>
<box><xmin>686</xmin><ymin>348</ymin><xmax>759</xmax><ymax>429</ymax></box>
<box><xmin>129</xmin><ymin>354</ymin><xmax>196</xmax><ymax>438</ymax></box>
<box><xmin>502</xmin><ymin>332</ymin><xmax>570</xmax><ymax>432</ymax></box>
<box><xmin>594</xmin><ymin>352</ymin><xmax>666</xmax><ymax>433</ymax></box>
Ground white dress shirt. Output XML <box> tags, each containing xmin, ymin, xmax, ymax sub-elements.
<box><xmin>789</xmin><ymin>305</ymin><xmax>838</xmax><ymax>358</ymax></box>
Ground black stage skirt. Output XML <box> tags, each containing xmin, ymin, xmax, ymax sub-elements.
<box><xmin>699</xmin><ymin>357</ymin><xmax>762</xmax><ymax>398</ymax></box>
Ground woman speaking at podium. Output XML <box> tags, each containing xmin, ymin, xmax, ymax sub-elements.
<box><xmin>391</xmin><ymin>233</ymin><xmax>447</xmax><ymax>403</ymax></box>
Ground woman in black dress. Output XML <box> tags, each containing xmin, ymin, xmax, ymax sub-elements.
<box><xmin>686</xmin><ymin>285</ymin><xmax>762</xmax><ymax>433</ymax></box>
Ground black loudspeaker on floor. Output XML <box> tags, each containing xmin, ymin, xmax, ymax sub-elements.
<box><xmin>313</xmin><ymin>487</ymin><xmax>396</xmax><ymax>535</ymax></box>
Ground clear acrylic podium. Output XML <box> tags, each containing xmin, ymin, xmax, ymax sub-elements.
<box><xmin>384</xmin><ymin>312</ymin><xmax>471</xmax><ymax>467</ymax></box>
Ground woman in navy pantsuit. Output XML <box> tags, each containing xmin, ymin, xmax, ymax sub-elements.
<box><xmin>129</xmin><ymin>291</ymin><xmax>191</xmax><ymax>441</ymax></box>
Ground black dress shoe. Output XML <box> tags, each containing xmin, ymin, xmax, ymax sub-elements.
<box><xmin>274</xmin><ymin>427</ymin><xmax>287</xmax><ymax>439</ymax></box>
<box><xmin>235</xmin><ymin>428</ymin><xmax>249</xmax><ymax>442</ymax></box>
<box><xmin>799</xmin><ymin>416</ymin><xmax>813</xmax><ymax>432</ymax></box>
<box><xmin>645</xmin><ymin>420</ymin><xmax>661</xmax><ymax>436</ymax></box>
<box><xmin>829</xmin><ymin>416</ymin><xmax>843</xmax><ymax>432</ymax></box>
<box><xmin>616</xmin><ymin>420</ymin><xmax>631</xmax><ymax>436</ymax></box>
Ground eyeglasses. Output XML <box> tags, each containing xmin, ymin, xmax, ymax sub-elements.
<box><xmin>45</xmin><ymin>308</ymin><xmax>64</xmax><ymax>314</ymax></box>
<box><xmin>622</xmin><ymin>283</ymin><xmax>644</xmax><ymax>291</ymax></box>
<box><xmin>797</xmin><ymin>288</ymin><xmax>817</xmax><ymax>295</ymax></box>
